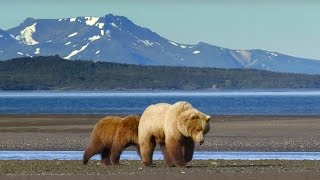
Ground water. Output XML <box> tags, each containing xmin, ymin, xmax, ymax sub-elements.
<box><xmin>1</xmin><ymin>90</ymin><xmax>320</xmax><ymax>115</ymax></box>
<box><xmin>1</xmin><ymin>151</ymin><xmax>320</xmax><ymax>161</ymax></box>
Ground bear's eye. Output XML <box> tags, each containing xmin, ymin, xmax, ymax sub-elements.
<box><xmin>191</xmin><ymin>114</ymin><xmax>198</xmax><ymax>120</ymax></box>
<box><xmin>196</xmin><ymin>128</ymin><xmax>202</xmax><ymax>132</ymax></box>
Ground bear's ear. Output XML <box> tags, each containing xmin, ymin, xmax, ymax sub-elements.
<box><xmin>190</xmin><ymin>113</ymin><xmax>198</xmax><ymax>120</ymax></box>
<box><xmin>205</xmin><ymin>115</ymin><xmax>211</xmax><ymax>122</ymax></box>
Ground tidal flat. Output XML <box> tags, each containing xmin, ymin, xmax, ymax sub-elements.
<box><xmin>1</xmin><ymin>115</ymin><xmax>320</xmax><ymax>151</ymax></box>
<box><xmin>1</xmin><ymin>115</ymin><xmax>320</xmax><ymax>179</ymax></box>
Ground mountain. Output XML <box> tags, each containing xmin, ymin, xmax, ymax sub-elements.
<box><xmin>1</xmin><ymin>14</ymin><xmax>320</xmax><ymax>74</ymax></box>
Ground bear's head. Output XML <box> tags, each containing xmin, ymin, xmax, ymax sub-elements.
<box><xmin>174</xmin><ymin>101</ymin><xmax>211</xmax><ymax>144</ymax></box>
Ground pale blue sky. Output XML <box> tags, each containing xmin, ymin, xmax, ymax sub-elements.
<box><xmin>1</xmin><ymin>0</ymin><xmax>319</xmax><ymax>60</ymax></box>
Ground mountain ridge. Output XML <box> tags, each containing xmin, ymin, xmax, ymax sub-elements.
<box><xmin>1</xmin><ymin>14</ymin><xmax>320</xmax><ymax>74</ymax></box>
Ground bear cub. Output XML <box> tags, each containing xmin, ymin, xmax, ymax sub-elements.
<box><xmin>83</xmin><ymin>115</ymin><xmax>140</xmax><ymax>165</ymax></box>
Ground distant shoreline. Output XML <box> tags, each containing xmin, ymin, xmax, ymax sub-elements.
<box><xmin>2</xmin><ymin>56</ymin><xmax>320</xmax><ymax>90</ymax></box>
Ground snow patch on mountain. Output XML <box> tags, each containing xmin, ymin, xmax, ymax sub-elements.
<box><xmin>193</xmin><ymin>50</ymin><xmax>200</xmax><ymax>54</ymax></box>
<box><xmin>110</xmin><ymin>22</ymin><xmax>119</xmax><ymax>28</ymax></box>
<box><xmin>64</xmin><ymin>43</ymin><xmax>89</xmax><ymax>59</ymax></box>
<box><xmin>180</xmin><ymin>45</ymin><xmax>187</xmax><ymax>48</ymax></box>
<box><xmin>34</xmin><ymin>48</ymin><xmax>40</xmax><ymax>54</ymax></box>
<box><xmin>267</xmin><ymin>52</ymin><xmax>278</xmax><ymax>57</ymax></box>
<box><xmin>17</xmin><ymin>52</ymin><xmax>23</xmax><ymax>55</ymax></box>
<box><xmin>169</xmin><ymin>41</ymin><xmax>178</xmax><ymax>46</ymax></box>
<box><xmin>70</xmin><ymin>18</ymin><xmax>76</xmax><ymax>22</ymax></box>
<box><xmin>88</xmin><ymin>35</ymin><xmax>101</xmax><ymax>42</ymax></box>
<box><xmin>96</xmin><ymin>23</ymin><xmax>104</xmax><ymax>29</ymax></box>
<box><xmin>65</xmin><ymin>41</ymin><xmax>71</xmax><ymax>45</ymax></box>
<box><xmin>234</xmin><ymin>50</ymin><xmax>252</xmax><ymax>64</ymax></box>
<box><xmin>96</xmin><ymin>50</ymin><xmax>100</xmax><ymax>54</ymax></box>
<box><xmin>85</xmin><ymin>17</ymin><xmax>99</xmax><ymax>26</ymax></box>
<box><xmin>169</xmin><ymin>41</ymin><xmax>188</xmax><ymax>48</ymax></box>
<box><xmin>68</xmin><ymin>32</ymin><xmax>78</xmax><ymax>38</ymax></box>
<box><xmin>19</xmin><ymin>23</ymin><xmax>39</xmax><ymax>45</ymax></box>
<box><xmin>105</xmin><ymin>30</ymin><xmax>111</xmax><ymax>37</ymax></box>
<box><xmin>138</xmin><ymin>40</ymin><xmax>154</xmax><ymax>47</ymax></box>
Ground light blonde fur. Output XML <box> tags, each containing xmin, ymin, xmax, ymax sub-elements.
<box><xmin>138</xmin><ymin>101</ymin><xmax>211</xmax><ymax>167</ymax></box>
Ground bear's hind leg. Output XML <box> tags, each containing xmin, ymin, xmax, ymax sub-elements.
<box><xmin>101</xmin><ymin>148</ymin><xmax>111</xmax><ymax>165</ymax></box>
<box><xmin>83</xmin><ymin>144</ymin><xmax>103</xmax><ymax>165</ymax></box>
<box><xmin>135</xmin><ymin>144</ymin><xmax>141</xmax><ymax>158</ymax></box>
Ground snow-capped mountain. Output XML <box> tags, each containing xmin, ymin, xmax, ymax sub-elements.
<box><xmin>1</xmin><ymin>14</ymin><xmax>320</xmax><ymax>74</ymax></box>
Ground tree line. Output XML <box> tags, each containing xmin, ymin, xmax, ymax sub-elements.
<box><xmin>1</xmin><ymin>55</ymin><xmax>320</xmax><ymax>90</ymax></box>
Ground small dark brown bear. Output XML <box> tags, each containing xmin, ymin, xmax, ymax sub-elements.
<box><xmin>83</xmin><ymin>115</ymin><xmax>140</xmax><ymax>165</ymax></box>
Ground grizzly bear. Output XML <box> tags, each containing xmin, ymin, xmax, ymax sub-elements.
<box><xmin>138</xmin><ymin>101</ymin><xmax>211</xmax><ymax>167</ymax></box>
<box><xmin>83</xmin><ymin>115</ymin><xmax>140</xmax><ymax>165</ymax></box>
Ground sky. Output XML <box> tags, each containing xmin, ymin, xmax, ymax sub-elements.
<box><xmin>0</xmin><ymin>0</ymin><xmax>319</xmax><ymax>60</ymax></box>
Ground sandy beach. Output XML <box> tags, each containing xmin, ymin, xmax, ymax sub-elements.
<box><xmin>1</xmin><ymin>115</ymin><xmax>320</xmax><ymax>151</ymax></box>
<box><xmin>1</xmin><ymin>115</ymin><xmax>320</xmax><ymax>179</ymax></box>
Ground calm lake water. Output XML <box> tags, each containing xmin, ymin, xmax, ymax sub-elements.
<box><xmin>1</xmin><ymin>90</ymin><xmax>320</xmax><ymax>115</ymax></box>
<box><xmin>1</xmin><ymin>151</ymin><xmax>320</xmax><ymax>161</ymax></box>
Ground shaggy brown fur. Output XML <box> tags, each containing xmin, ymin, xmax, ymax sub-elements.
<box><xmin>83</xmin><ymin>115</ymin><xmax>140</xmax><ymax>165</ymax></box>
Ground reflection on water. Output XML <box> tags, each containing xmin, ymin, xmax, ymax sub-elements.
<box><xmin>1</xmin><ymin>151</ymin><xmax>320</xmax><ymax>160</ymax></box>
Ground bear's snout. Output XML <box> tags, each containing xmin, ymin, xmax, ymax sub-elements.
<box><xmin>199</xmin><ymin>140</ymin><xmax>204</xmax><ymax>145</ymax></box>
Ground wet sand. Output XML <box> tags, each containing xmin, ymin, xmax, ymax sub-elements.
<box><xmin>1</xmin><ymin>115</ymin><xmax>320</xmax><ymax>179</ymax></box>
<box><xmin>0</xmin><ymin>160</ymin><xmax>320</xmax><ymax>179</ymax></box>
<box><xmin>1</xmin><ymin>115</ymin><xmax>320</xmax><ymax>151</ymax></box>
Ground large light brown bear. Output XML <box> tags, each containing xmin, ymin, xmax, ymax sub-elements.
<box><xmin>138</xmin><ymin>101</ymin><xmax>211</xmax><ymax>167</ymax></box>
<box><xmin>83</xmin><ymin>115</ymin><xmax>140</xmax><ymax>165</ymax></box>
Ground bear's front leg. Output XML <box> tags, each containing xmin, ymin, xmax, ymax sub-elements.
<box><xmin>166</xmin><ymin>137</ymin><xmax>186</xmax><ymax>167</ymax></box>
<box><xmin>161</xmin><ymin>144</ymin><xmax>175</xmax><ymax>167</ymax></box>
<box><xmin>182</xmin><ymin>138</ymin><xmax>195</xmax><ymax>163</ymax></box>
<box><xmin>101</xmin><ymin>148</ymin><xmax>111</xmax><ymax>165</ymax></box>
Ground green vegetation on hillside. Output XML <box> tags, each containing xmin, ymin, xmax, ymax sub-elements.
<box><xmin>1</xmin><ymin>56</ymin><xmax>320</xmax><ymax>90</ymax></box>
